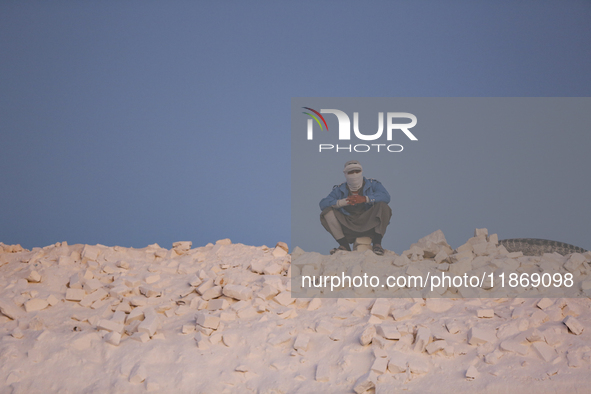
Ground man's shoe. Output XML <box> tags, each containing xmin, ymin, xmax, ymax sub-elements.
<box><xmin>372</xmin><ymin>244</ymin><xmax>385</xmax><ymax>256</ymax></box>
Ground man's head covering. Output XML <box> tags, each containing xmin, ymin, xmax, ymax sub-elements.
<box><xmin>343</xmin><ymin>160</ymin><xmax>363</xmax><ymax>191</ymax></box>
<box><xmin>343</xmin><ymin>160</ymin><xmax>362</xmax><ymax>174</ymax></box>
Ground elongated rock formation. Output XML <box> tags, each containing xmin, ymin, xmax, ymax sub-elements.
<box><xmin>498</xmin><ymin>238</ymin><xmax>588</xmax><ymax>256</ymax></box>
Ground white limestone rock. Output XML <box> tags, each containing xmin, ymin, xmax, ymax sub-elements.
<box><xmin>222</xmin><ymin>284</ymin><xmax>253</xmax><ymax>301</ymax></box>
<box><xmin>196</xmin><ymin>312</ymin><xmax>220</xmax><ymax>330</ymax></box>
<box><xmin>376</xmin><ymin>324</ymin><xmax>400</xmax><ymax>340</ymax></box>
<box><xmin>129</xmin><ymin>364</ymin><xmax>147</xmax><ymax>384</ymax></box>
<box><xmin>97</xmin><ymin>319</ymin><xmax>124</xmax><ymax>334</ymax></box>
<box><xmin>467</xmin><ymin>327</ymin><xmax>496</xmax><ymax>345</ymax></box>
<box><xmin>105</xmin><ymin>331</ymin><xmax>121</xmax><ymax>346</ymax></box>
<box><xmin>360</xmin><ymin>325</ymin><xmax>376</xmax><ymax>346</ymax></box>
<box><xmin>532</xmin><ymin>341</ymin><xmax>556</xmax><ymax>362</ymax></box>
<box><xmin>26</xmin><ymin>270</ymin><xmax>42</xmax><ymax>283</ymax></box>
<box><xmin>24</xmin><ymin>298</ymin><xmax>49</xmax><ymax>313</ymax></box>
<box><xmin>387</xmin><ymin>352</ymin><xmax>407</xmax><ymax>373</ymax></box>
<box><xmin>138</xmin><ymin>314</ymin><xmax>159</xmax><ymax>337</ymax></box>
<box><xmin>477</xmin><ymin>309</ymin><xmax>494</xmax><ymax>318</ymax></box>
<box><xmin>414</xmin><ymin>327</ymin><xmax>431</xmax><ymax>353</ymax></box>
<box><xmin>315</xmin><ymin>362</ymin><xmax>330</xmax><ymax>382</ymax></box>
<box><xmin>370</xmin><ymin>299</ymin><xmax>390</xmax><ymax>320</ymax></box>
<box><xmin>564</xmin><ymin>316</ymin><xmax>584</xmax><ymax>335</ymax></box>
<box><xmin>294</xmin><ymin>334</ymin><xmax>310</xmax><ymax>352</ymax></box>
<box><xmin>465</xmin><ymin>365</ymin><xmax>479</xmax><ymax>380</ymax></box>
<box><xmin>65</xmin><ymin>288</ymin><xmax>86</xmax><ymax>302</ymax></box>
<box><xmin>0</xmin><ymin>299</ymin><xmax>24</xmax><ymax>320</ymax></box>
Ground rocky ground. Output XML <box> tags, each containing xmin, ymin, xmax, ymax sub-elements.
<box><xmin>1</xmin><ymin>230</ymin><xmax>590</xmax><ymax>393</ymax></box>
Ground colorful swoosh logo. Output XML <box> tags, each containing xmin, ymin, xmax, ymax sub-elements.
<box><xmin>302</xmin><ymin>107</ymin><xmax>329</xmax><ymax>131</ymax></box>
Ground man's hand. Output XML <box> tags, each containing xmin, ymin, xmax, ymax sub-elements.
<box><xmin>346</xmin><ymin>195</ymin><xmax>366</xmax><ymax>205</ymax></box>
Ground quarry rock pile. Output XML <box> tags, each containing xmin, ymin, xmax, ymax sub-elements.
<box><xmin>0</xmin><ymin>230</ymin><xmax>590</xmax><ymax>393</ymax></box>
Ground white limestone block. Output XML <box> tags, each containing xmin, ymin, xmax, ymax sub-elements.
<box><xmin>116</xmin><ymin>260</ymin><xmax>129</xmax><ymax>269</ymax></box>
<box><xmin>315</xmin><ymin>362</ymin><xmax>330</xmax><ymax>382</ymax></box>
<box><xmin>477</xmin><ymin>309</ymin><xmax>494</xmax><ymax>318</ymax></box>
<box><xmin>537</xmin><ymin>298</ymin><xmax>554</xmax><ymax>310</ymax></box>
<box><xmin>124</xmin><ymin>277</ymin><xmax>140</xmax><ymax>288</ymax></box>
<box><xmin>97</xmin><ymin>319</ymin><xmax>124</xmax><ymax>333</ymax></box>
<box><xmin>81</xmin><ymin>245</ymin><xmax>100</xmax><ymax>261</ymax></box>
<box><xmin>414</xmin><ymin>327</ymin><xmax>431</xmax><ymax>353</ymax></box>
<box><xmin>222</xmin><ymin>284</ymin><xmax>253</xmax><ymax>301</ymax></box>
<box><xmin>376</xmin><ymin>324</ymin><xmax>400</xmax><ymax>340</ymax></box>
<box><xmin>426</xmin><ymin>299</ymin><xmax>453</xmax><ymax>313</ymax></box>
<box><xmin>69</xmin><ymin>274</ymin><xmax>83</xmax><ymax>289</ymax></box>
<box><xmin>237</xmin><ymin>306</ymin><xmax>258</xmax><ymax>319</ymax></box>
<box><xmin>434</xmin><ymin>250</ymin><xmax>449</xmax><ymax>264</ymax></box>
<box><xmin>201</xmin><ymin>286</ymin><xmax>223</xmax><ymax>301</ymax></box>
<box><xmin>263</xmin><ymin>262</ymin><xmax>283</xmax><ymax>275</ymax></box>
<box><xmin>467</xmin><ymin>327</ymin><xmax>496</xmax><ymax>345</ymax></box>
<box><xmin>567</xmin><ymin>350</ymin><xmax>582</xmax><ymax>368</ymax></box>
<box><xmin>257</xmin><ymin>285</ymin><xmax>279</xmax><ymax>300</ymax></box>
<box><xmin>408</xmin><ymin>359</ymin><xmax>429</xmax><ymax>374</ymax></box>
<box><xmin>532</xmin><ymin>341</ymin><xmax>556</xmax><ymax>362</ymax></box>
<box><xmin>272</xmin><ymin>247</ymin><xmax>288</xmax><ymax>258</ymax></box>
<box><xmin>127</xmin><ymin>308</ymin><xmax>145</xmax><ymax>323</ymax></box>
<box><xmin>26</xmin><ymin>270</ymin><xmax>42</xmax><ymax>283</ymax></box>
<box><xmin>0</xmin><ymin>299</ymin><xmax>24</xmax><ymax>320</ymax></box>
<box><xmin>65</xmin><ymin>288</ymin><xmax>86</xmax><ymax>302</ymax></box>
<box><xmin>12</xmin><ymin>327</ymin><xmax>24</xmax><ymax>339</ymax></box>
<box><xmin>564</xmin><ymin>253</ymin><xmax>586</xmax><ymax>272</ymax></box>
<box><xmin>316</xmin><ymin>321</ymin><xmax>335</xmax><ymax>335</ymax></box>
<box><xmin>139</xmin><ymin>286</ymin><xmax>159</xmax><ymax>298</ymax></box>
<box><xmin>465</xmin><ymin>365</ymin><xmax>479</xmax><ymax>380</ymax></box>
<box><xmin>371</xmin><ymin>357</ymin><xmax>389</xmax><ymax>374</ymax></box>
<box><xmin>220</xmin><ymin>311</ymin><xmax>236</xmax><ymax>321</ymax></box>
<box><xmin>294</xmin><ymin>334</ymin><xmax>310</xmax><ymax>351</ymax></box>
<box><xmin>222</xmin><ymin>332</ymin><xmax>240</xmax><ymax>347</ymax></box>
<box><xmin>426</xmin><ymin>339</ymin><xmax>448</xmax><ymax>355</ymax></box>
<box><xmin>130</xmin><ymin>332</ymin><xmax>150</xmax><ymax>343</ymax></box>
<box><xmin>129</xmin><ymin>364</ymin><xmax>147</xmax><ymax>384</ymax></box>
<box><xmin>24</xmin><ymin>298</ymin><xmax>49</xmax><ymax>313</ymax></box>
<box><xmin>125</xmin><ymin>320</ymin><xmax>141</xmax><ymax>336</ymax></box>
<box><xmin>173</xmin><ymin>241</ymin><xmax>192</xmax><ymax>252</ymax></box>
<box><xmin>105</xmin><ymin>331</ymin><xmax>121</xmax><ymax>346</ymax></box>
<box><xmin>564</xmin><ymin>316</ymin><xmax>584</xmax><ymax>335</ymax></box>
<box><xmin>526</xmin><ymin>329</ymin><xmax>544</xmax><ymax>342</ymax></box>
<box><xmin>80</xmin><ymin>288</ymin><xmax>108</xmax><ymax>308</ymax></box>
<box><xmin>500</xmin><ymin>340</ymin><xmax>528</xmax><ymax>355</ymax></box>
<box><xmin>110</xmin><ymin>285</ymin><xmax>130</xmax><ymax>298</ymax></box>
<box><xmin>530</xmin><ymin>310</ymin><xmax>549</xmax><ymax>327</ymax></box>
<box><xmin>181</xmin><ymin>324</ymin><xmax>195</xmax><ymax>334</ymax></box>
<box><xmin>207</xmin><ymin>298</ymin><xmax>230</xmax><ymax>311</ymax></box>
<box><xmin>307</xmin><ymin>298</ymin><xmax>322</xmax><ymax>311</ymax></box>
<box><xmin>392</xmin><ymin>308</ymin><xmax>413</xmax><ymax>321</ymax></box>
<box><xmin>145</xmin><ymin>274</ymin><xmax>160</xmax><ymax>284</ymax></box>
<box><xmin>353</xmin><ymin>372</ymin><xmax>377</xmax><ymax>393</ymax></box>
<box><xmin>83</xmin><ymin>279</ymin><xmax>103</xmax><ymax>293</ymax></box>
<box><xmin>111</xmin><ymin>310</ymin><xmax>127</xmax><ymax>325</ymax></box>
<box><xmin>196</xmin><ymin>312</ymin><xmax>220</xmax><ymax>329</ymax></box>
<box><xmin>47</xmin><ymin>294</ymin><xmax>59</xmax><ymax>306</ymax></box>
<box><xmin>360</xmin><ymin>325</ymin><xmax>376</xmax><ymax>346</ymax></box>
<box><xmin>138</xmin><ymin>314</ymin><xmax>159</xmax><ymax>337</ymax></box>
<box><xmin>274</xmin><ymin>291</ymin><xmax>294</xmax><ymax>306</ymax></box>
<box><xmin>370</xmin><ymin>299</ymin><xmax>390</xmax><ymax>320</ymax></box>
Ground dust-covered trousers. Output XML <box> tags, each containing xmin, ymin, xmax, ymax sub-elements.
<box><xmin>320</xmin><ymin>201</ymin><xmax>392</xmax><ymax>244</ymax></box>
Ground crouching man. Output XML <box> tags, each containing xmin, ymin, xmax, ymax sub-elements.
<box><xmin>319</xmin><ymin>160</ymin><xmax>392</xmax><ymax>255</ymax></box>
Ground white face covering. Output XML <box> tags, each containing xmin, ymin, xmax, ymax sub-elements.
<box><xmin>345</xmin><ymin>171</ymin><xmax>363</xmax><ymax>192</ymax></box>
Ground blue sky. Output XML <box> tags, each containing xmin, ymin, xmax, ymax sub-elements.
<box><xmin>1</xmin><ymin>1</ymin><xmax>590</xmax><ymax>252</ymax></box>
